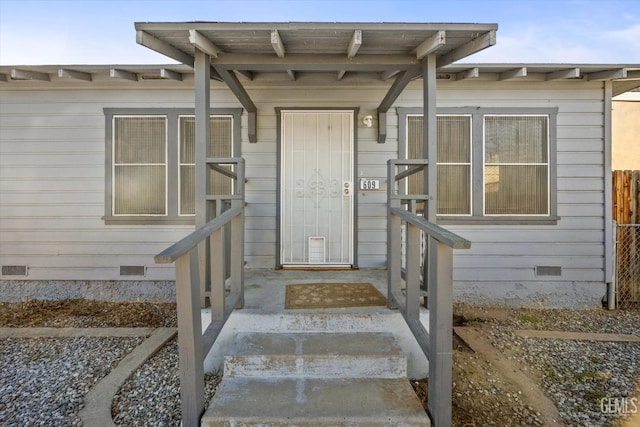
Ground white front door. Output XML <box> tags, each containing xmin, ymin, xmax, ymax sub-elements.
<box><xmin>281</xmin><ymin>111</ymin><xmax>354</xmax><ymax>266</ymax></box>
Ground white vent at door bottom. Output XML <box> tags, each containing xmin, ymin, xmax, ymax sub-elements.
<box><xmin>308</xmin><ymin>236</ymin><xmax>326</xmax><ymax>264</ymax></box>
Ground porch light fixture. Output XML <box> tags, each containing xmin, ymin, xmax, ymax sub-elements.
<box><xmin>363</xmin><ymin>115</ymin><xmax>373</xmax><ymax>128</ymax></box>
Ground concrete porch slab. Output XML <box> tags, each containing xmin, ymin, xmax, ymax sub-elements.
<box><xmin>201</xmin><ymin>269</ymin><xmax>431</xmax><ymax>378</ymax></box>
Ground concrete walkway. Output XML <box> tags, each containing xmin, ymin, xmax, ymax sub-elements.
<box><xmin>454</xmin><ymin>326</ymin><xmax>564</xmax><ymax>426</ymax></box>
<box><xmin>0</xmin><ymin>327</ymin><xmax>157</xmax><ymax>338</ymax></box>
<box><xmin>515</xmin><ymin>329</ymin><xmax>640</xmax><ymax>343</ymax></box>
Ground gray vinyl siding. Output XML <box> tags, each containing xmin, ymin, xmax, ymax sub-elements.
<box><xmin>0</xmin><ymin>88</ymin><xmax>238</xmax><ymax>281</ymax></box>
<box><xmin>394</xmin><ymin>80</ymin><xmax>607</xmax><ymax>286</ymax></box>
<box><xmin>1</xmin><ymin>79</ymin><xmax>608</xmax><ymax>287</ymax></box>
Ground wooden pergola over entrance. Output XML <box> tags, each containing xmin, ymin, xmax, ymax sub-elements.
<box><xmin>135</xmin><ymin>21</ymin><xmax>497</xmax><ymax>226</ymax></box>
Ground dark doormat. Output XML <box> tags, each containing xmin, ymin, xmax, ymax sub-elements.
<box><xmin>285</xmin><ymin>282</ymin><xmax>387</xmax><ymax>309</ymax></box>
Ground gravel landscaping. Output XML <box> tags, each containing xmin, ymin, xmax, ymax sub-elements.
<box><xmin>466</xmin><ymin>305</ymin><xmax>640</xmax><ymax>427</ymax></box>
<box><xmin>0</xmin><ymin>336</ymin><xmax>144</xmax><ymax>426</ymax></box>
<box><xmin>112</xmin><ymin>339</ymin><xmax>220</xmax><ymax>427</ymax></box>
<box><xmin>0</xmin><ymin>300</ymin><xmax>638</xmax><ymax>426</ymax></box>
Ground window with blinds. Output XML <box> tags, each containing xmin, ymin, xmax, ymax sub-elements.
<box><xmin>402</xmin><ymin>108</ymin><xmax>555</xmax><ymax>221</ymax></box>
<box><xmin>105</xmin><ymin>108</ymin><xmax>240</xmax><ymax>224</ymax></box>
<box><xmin>407</xmin><ymin>114</ymin><xmax>472</xmax><ymax>215</ymax></box>
<box><xmin>112</xmin><ymin>116</ymin><xmax>167</xmax><ymax>215</ymax></box>
<box><xmin>179</xmin><ymin>116</ymin><xmax>233</xmax><ymax>215</ymax></box>
<box><xmin>484</xmin><ymin>115</ymin><xmax>549</xmax><ymax>215</ymax></box>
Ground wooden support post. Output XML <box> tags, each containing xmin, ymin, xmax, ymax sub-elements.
<box><xmin>406</xmin><ymin>224</ymin><xmax>421</xmax><ymax>320</ymax></box>
<box><xmin>388</xmin><ymin>161</ymin><xmax>401</xmax><ymax>309</ymax></box>
<box><xmin>428</xmin><ymin>241</ymin><xmax>453</xmax><ymax>427</ymax></box>
<box><xmin>210</xmin><ymin>227</ymin><xmax>225</xmax><ymax>321</ymax></box>
<box><xmin>231</xmin><ymin>211</ymin><xmax>245</xmax><ymax>308</ymax></box>
<box><xmin>423</xmin><ymin>54</ymin><xmax>437</xmax><ymax>223</ymax></box>
<box><xmin>195</xmin><ymin>50</ymin><xmax>211</xmax><ymax>307</ymax></box>
<box><xmin>175</xmin><ymin>250</ymin><xmax>205</xmax><ymax>427</ymax></box>
<box><xmin>423</xmin><ymin>54</ymin><xmax>437</xmax><ymax>297</ymax></box>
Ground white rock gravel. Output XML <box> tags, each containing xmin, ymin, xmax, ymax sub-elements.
<box><xmin>487</xmin><ymin>309</ymin><xmax>640</xmax><ymax>427</ymax></box>
<box><xmin>0</xmin><ymin>336</ymin><xmax>144</xmax><ymax>426</ymax></box>
<box><xmin>112</xmin><ymin>339</ymin><xmax>220</xmax><ymax>427</ymax></box>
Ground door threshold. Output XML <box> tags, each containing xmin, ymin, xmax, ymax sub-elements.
<box><xmin>281</xmin><ymin>265</ymin><xmax>355</xmax><ymax>271</ymax></box>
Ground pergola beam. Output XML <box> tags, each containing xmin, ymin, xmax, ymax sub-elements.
<box><xmin>416</xmin><ymin>30</ymin><xmax>446</xmax><ymax>60</ymax></box>
<box><xmin>271</xmin><ymin>29</ymin><xmax>296</xmax><ymax>81</ymax></box>
<box><xmin>189</xmin><ymin>30</ymin><xmax>222</xmax><ymax>58</ymax></box>
<box><xmin>211</xmin><ymin>53</ymin><xmax>419</xmax><ymax>71</ymax></box>
<box><xmin>381</xmin><ymin>70</ymin><xmax>401</xmax><ymax>81</ymax></box>
<box><xmin>377</xmin><ymin>66</ymin><xmax>421</xmax><ymax>143</ymax></box>
<box><xmin>270</xmin><ymin>29</ymin><xmax>286</xmax><ymax>57</ymax></box>
<box><xmin>234</xmin><ymin>70</ymin><xmax>254</xmax><ymax>81</ymax></box>
<box><xmin>137</xmin><ymin>30</ymin><xmax>195</xmax><ymax>66</ymax></box>
<box><xmin>10</xmin><ymin>69</ymin><xmax>50</xmax><ymax>81</ymax></box>
<box><xmin>137</xmin><ymin>30</ymin><xmax>222</xmax><ymax>81</ymax></box>
<box><xmin>347</xmin><ymin>30</ymin><xmax>363</xmax><ymax>58</ymax></box>
<box><xmin>160</xmin><ymin>68</ymin><xmax>183</xmax><ymax>81</ymax></box>
<box><xmin>337</xmin><ymin>30</ymin><xmax>363</xmax><ymax>80</ymax></box>
<box><xmin>499</xmin><ymin>67</ymin><xmax>527</xmax><ymax>81</ymax></box>
<box><xmin>546</xmin><ymin>68</ymin><xmax>580</xmax><ymax>81</ymax></box>
<box><xmin>213</xmin><ymin>66</ymin><xmax>258</xmax><ymax>143</ymax></box>
<box><xmin>437</xmin><ymin>30</ymin><xmax>496</xmax><ymax>67</ymax></box>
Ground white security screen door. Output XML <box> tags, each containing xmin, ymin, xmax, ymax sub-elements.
<box><xmin>281</xmin><ymin>111</ymin><xmax>354</xmax><ymax>266</ymax></box>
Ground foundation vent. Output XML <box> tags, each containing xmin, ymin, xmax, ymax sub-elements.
<box><xmin>2</xmin><ymin>265</ymin><xmax>28</xmax><ymax>276</ymax></box>
<box><xmin>535</xmin><ymin>266</ymin><xmax>562</xmax><ymax>277</ymax></box>
<box><xmin>308</xmin><ymin>237</ymin><xmax>326</xmax><ymax>264</ymax></box>
<box><xmin>120</xmin><ymin>265</ymin><xmax>146</xmax><ymax>276</ymax></box>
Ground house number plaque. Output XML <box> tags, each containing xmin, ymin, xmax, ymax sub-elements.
<box><xmin>359</xmin><ymin>179</ymin><xmax>380</xmax><ymax>190</ymax></box>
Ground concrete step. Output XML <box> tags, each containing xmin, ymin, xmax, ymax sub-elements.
<box><xmin>224</xmin><ymin>332</ymin><xmax>407</xmax><ymax>378</ymax></box>
<box><xmin>201</xmin><ymin>377</ymin><xmax>430</xmax><ymax>427</ymax></box>
<box><xmin>204</xmin><ymin>332</ymin><xmax>430</xmax><ymax>426</ymax></box>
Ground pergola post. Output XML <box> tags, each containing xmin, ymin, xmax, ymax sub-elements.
<box><xmin>195</xmin><ymin>49</ymin><xmax>211</xmax><ymax>307</ymax></box>
<box><xmin>423</xmin><ymin>54</ymin><xmax>437</xmax><ymax>224</ymax></box>
<box><xmin>423</xmin><ymin>53</ymin><xmax>453</xmax><ymax>427</ymax></box>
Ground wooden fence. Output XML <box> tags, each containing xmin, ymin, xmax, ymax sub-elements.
<box><xmin>613</xmin><ymin>170</ymin><xmax>640</xmax><ymax>309</ymax></box>
<box><xmin>613</xmin><ymin>170</ymin><xmax>640</xmax><ymax>225</ymax></box>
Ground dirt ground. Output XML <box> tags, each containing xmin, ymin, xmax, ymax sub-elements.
<box><xmin>1</xmin><ymin>299</ymin><xmax>638</xmax><ymax>426</ymax></box>
<box><xmin>0</xmin><ymin>298</ymin><xmax>177</xmax><ymax>328</ymax></box>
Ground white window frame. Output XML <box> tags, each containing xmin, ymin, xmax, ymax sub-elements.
<box><xmin>404</xmin><ymin>114</ymin><xmax>474</xmax><ymax>216</ymax></box>
<box><xmin>111</xmin><ymin>114</ymin><xmax>168</xmax><ymax>217</ymax></box>
<box><xmin>104</xmin><ymin>108</ymin><xmax>242</xmax><ymax>225</ymax></box>
<box><xmin>397</xmin><ymin>107</ymin><xmax>559</xmax><ymax>225</ymax></box>
<box><xmin>482</xmin><ymin>114</ymin><xmax>550</xmax><ymax>217</ymax></box>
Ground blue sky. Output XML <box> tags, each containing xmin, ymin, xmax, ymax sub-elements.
<box><xmin>1</xmin><ymin>0</ymin><xmax>639</xmax><ymax>65</ymax></box>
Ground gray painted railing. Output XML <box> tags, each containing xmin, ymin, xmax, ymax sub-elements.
<box><xmin>155</xmin><ymin>157</ymin><xmax>245</xmax><ymax>427</ymax></box>
<box><xmin>387</xmin><ymin>159</ymin><xmax>471</xmax><ymax>427</ymax></box>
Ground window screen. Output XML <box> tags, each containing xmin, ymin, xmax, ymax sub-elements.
<box><xmin>407</xmin><ymin>115</ymin><xmax>472</xmax><ymax>215</ymax></box>
<box><xmin>113</xmin><ymin>116</ymin><xmax>166</xmax><ymax>215</ymax></box>
<box><xmin>484</xmin><ymin>115</ymin><xmax>549</xmax><ymax>215</ymax></box>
